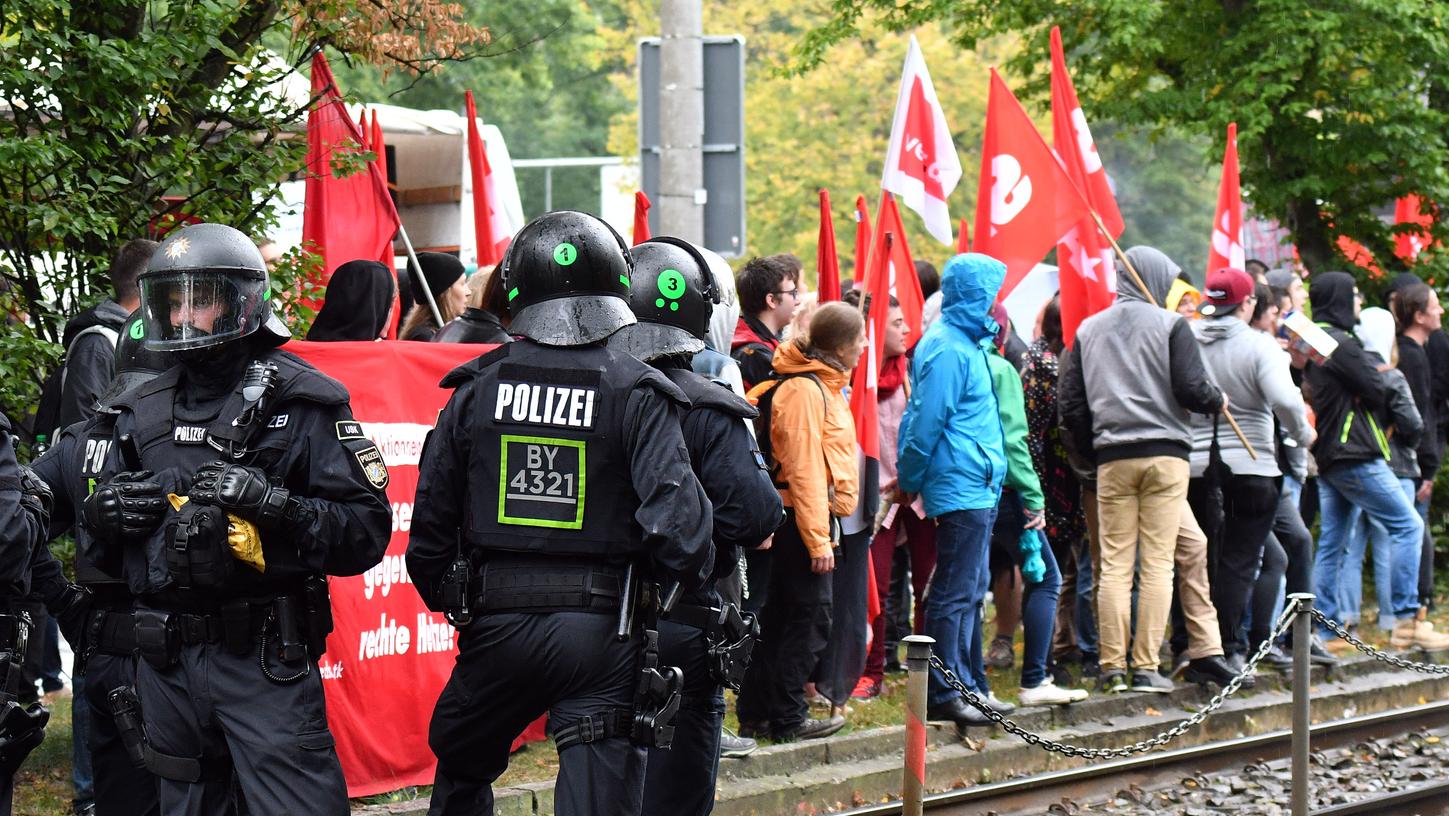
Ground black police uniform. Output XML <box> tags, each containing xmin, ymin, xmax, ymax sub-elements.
<box><xmin>433</xmin><ymin>307</ymin><xmax>512</xmax><ymax>344</ymax></box>
<box><xmin>407</xmin><ymin>210</ymin><xmax>714</xmax><ymax>816</ymax></box>
<box><xmin>82</xmin><ymin>344</ymin><xmax>391</xmax><ymax>816</ymax></box>
<box><xmin>608</xmin><ymin>236</ymin><xmax>783</xmax><ymax>814</ymax></box>
<box><xmin>0</xmin><ymin>414</ymin><xmax>56</xmax><ymax>816</ymax></box>
<box><xmin>30</xmin><ymin>418</ymin><xmax>164</xmax><ymax>816</ymax></box>
<box><xmin>642</xmin><ymin>368</ymin><xmax>781</xmax><ymax>816</ymax></box>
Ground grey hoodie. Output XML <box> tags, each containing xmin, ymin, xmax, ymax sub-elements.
<box><xmin>1189</xmin><ymin>316</ymin><xmax>1312</xmax><ymax>478</ymax></box>
<box><xmin>1060</xmin><ymin>247</ymin><xmax>1224</xmax><ymax>464</ymax></box>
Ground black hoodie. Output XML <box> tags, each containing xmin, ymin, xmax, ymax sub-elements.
<box><xmin>1304</xmin><ymin>272</ymin><xmax>1392</xmax><ymax>471</ymax></box>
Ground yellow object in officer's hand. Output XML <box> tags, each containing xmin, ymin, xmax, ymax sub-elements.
<box><xmin>166</xmin><ymin>494</ymin><xmax>267</xmax><ymax>573</ymax></box>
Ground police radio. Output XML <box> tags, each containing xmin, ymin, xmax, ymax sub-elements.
<box><xmin>441</xmin><ymin>556</ymin><xmax>473</xmax><ymax>627</ymax></box>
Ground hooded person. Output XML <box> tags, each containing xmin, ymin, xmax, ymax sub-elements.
<box><xmin>306</xmin><ymin>260</ymin><xmax>395</xmax><ymax>341</ymax></box>
<box><xmin>1303</xmin><ymin>272</ymin><xmax>1449</xmax><ymax>649</ymax></box>
<box><xmin>1057</xmin><ymin>245</ymin><xmax>1224</xmax><ymax>695</ymax></box>
<box><xmin>895</xmin><ymin>253</ymin><xmax>1013</xmax><ymax>726</ymax></box>
<box><xmin>691</xmin><ymin>248</ymin><xmax>748</xmax><ymax>398</ymax></box>
<box><xmin>400</xmin><ymin>252</ymin><xmax>469</xmax><ymax>342</ymax></box>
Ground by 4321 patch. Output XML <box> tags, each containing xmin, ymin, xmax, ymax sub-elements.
<box><xmin>498</xmin><ymin>435</ymin><xmax>585</xmax><ymax>529</ymax></box>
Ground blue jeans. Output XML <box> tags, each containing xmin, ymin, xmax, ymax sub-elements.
<box><xmin>1073</xmin><ymin>540</ymin><xmax>1098</xmax><ymax>657</ymax></box>
<box><xmin>1338</xmin><ymin>479</ymin><xmax>1411</xmax><ymax>630</ymax></box>
<box><xmin>995</xmin><ymin>495</ymin><xmax>1062</xmax><ymax>688</ymax></box>
<box><xmin>1315</xmin><ymin>461</ymin><xmax>1423</xmax><ymax>628</ymax></box>
<box><xmin>927</xmin><ymin>507</ymin><xmax>997</xmax><ymax>705</ymax></box>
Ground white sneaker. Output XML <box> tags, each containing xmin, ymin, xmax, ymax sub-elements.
<box><xmin>1018</xmin><ymin>679</ymin><xmax>1089</xmax><ymax>706</ymax></box>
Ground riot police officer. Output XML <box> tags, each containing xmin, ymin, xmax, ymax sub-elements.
<box><xmin>609</xmin><ymin>238</ymin><xmax>783</xmax><ymax>815</ymax></box>
<box><xmin>0</xmin><ymin>414</ymin><xmax>55</xmax><ymax>816</ymax></box>
<box><xmin>30</xmin><ymin>310</ymin><xmax>174</xmax><ymax>816</ymax></box>
<box><xmin>78</xmin><ymin>224</ymin><xmax>392</xmax><ymax>816</ymax></box>
<box><xmin>407</xmin><ymin>211</ymin><xmax>714</xmax><ymax>816</ymax></box>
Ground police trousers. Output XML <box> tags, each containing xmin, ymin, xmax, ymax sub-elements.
<box><xmin>87</xmin><ymin>652</ymin><xmax>160</xmax><ymax>816</ymax></box>
<box><xmin>428</xmin><ymin>611</ymin><xmax>645</xmax><ymax>816</ymax></box>
<box><xmin>135</xmin><ymin>642</ymin><xmax>346</xmax><ymax>816</ymax></box>
<box><xmin>642</xmin><ymin>620</ymin><xmax>723</xmax><ymax>816</ymax></box>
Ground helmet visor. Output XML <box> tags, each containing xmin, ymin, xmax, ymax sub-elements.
<box><xmin>139</xmin><ymin>271</ymin><xmax>261</xmax><ymax>351</ymax></box>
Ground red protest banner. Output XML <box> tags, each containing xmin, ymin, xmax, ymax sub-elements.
<box><xmin>286</xmin><ymin>339</ymin><xmax>546</xmax><ymax>797</ymax></box>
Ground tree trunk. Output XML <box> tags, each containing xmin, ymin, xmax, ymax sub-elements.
<box><xmin>1286</xmin><ymin>196</ymin><xmax>1333</xmax><ymax>276</ymax></box>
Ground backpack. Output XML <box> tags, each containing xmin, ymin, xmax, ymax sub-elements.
<box><xmin>748</xmin><ymin>371</ymin><xmax>827</xmax><ymax>488</ymax></box>
<box><xmin>32</xmin><ymin>323</ymin><xmax>120</xmax><ymax>448</ymax></box>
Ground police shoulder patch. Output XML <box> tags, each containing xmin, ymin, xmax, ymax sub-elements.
<box><xmin>354</xmin><ymin>444</ymin><xmax>389</xmax><ymax>490</ymax></box>
<box><xmin>336</xmin><ymin>421</ymin><xmax>365</xmax><ymax>441</ymax></box>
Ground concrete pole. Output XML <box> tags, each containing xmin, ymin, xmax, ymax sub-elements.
<box><xmin>657</xmin><ymin>0</ymin><xmax>705</xmax><ymax>244</ymax></box>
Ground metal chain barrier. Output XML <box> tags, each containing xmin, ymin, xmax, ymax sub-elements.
<box><xmin>1311</xmin><ymin>608</ymin><xmax>1449</xmax><ymax>676</ymax></box>
<box><xmin>927</xmin><ymin>596</ymin><xmax>1305</xmax><ymax>759</ymax></box>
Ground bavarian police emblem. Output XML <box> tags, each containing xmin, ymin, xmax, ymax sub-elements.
<box><xmin>355</xmin><ymin>445</ymin><xmax>389</xmax><ymax>490</ymax></box>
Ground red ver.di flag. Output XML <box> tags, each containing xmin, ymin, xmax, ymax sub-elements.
<box><xmin>1050</xmin><ymin>26</ymin><xmax>1122</xmax><ymax>346</ymax></box>
<box><xmin>881</xmin><ymin>35</ymin><xmax>962</xmax><ymax>245</ymax></box>
<box><xmin>1207</xmin><ymin>122</ymin><xmax>1245</xmax><ymax>277</ymax></box>
<box><xmin>286</xmin><ymin>340</ymin><xmax>545</xmax><ymax>797</ymax></box>
<box><xmin>974</xmin><ymin>69</ymin><xmax>1093</xmax><ymax>301</ymax></box>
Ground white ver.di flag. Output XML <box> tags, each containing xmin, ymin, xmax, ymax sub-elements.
<box><xmin>881</xmin><ymin>35</ymin><xmax>962</xmax><ymax>245</ymax></box>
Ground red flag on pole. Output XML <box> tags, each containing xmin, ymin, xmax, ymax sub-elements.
<box><xmin>881</xmin><ymin>36</ymin><xmax>962</xmax><ymax>245</ymax></box>
<box><xmin>1395</xmin><ymin>194</ymin><xmax>1435</xmax><ymax>263</ymax></box>
<box><xmin>1207</xmin><ymin>122</ymin><xmax>1246</xmax><ymax>277</ymax></box>
<box><xmin>465</xmin><ymin>90</ymin><xmax>512</xmax><ymax>266</ymax></box>
<box><xmin>368</xmin><ymin>110</ymin><xmax>402</xmax><ymax>339</ymax></box>
<box><xmin>850</xmin><ymin>232</ymin><xmax>891</xmax><ymax>459</ymax></box>
<box><xmin>1050</xmin><ymin>27</ymin><xmax>1121</xmax><ymax>346</ymax></box>
<box><xmin>956</xmin><ymin>217</ymin><xmax>970</xmax><ymax>254</ymax></box>
<box><xmin>302</xmin><ymin>53</ymin><xmax>400</xmax><ymax>285</ymax></box>
<box><xmin>973</xmin><ymin>69</ymin><xmax>1093</xmax><ymax>302</ymax></box>
<box><xmin>817</xmin><ymin>189</ymin><xmax>842</xmax><ymax>302</ymax></box>
<box><xmin>632</xmin><ymin>191</ymin><xmax>652</xmax><ymax>245</ymax></box>
<box><xmin>853</xmin><ymin>195</ymin><xmax>872</xmax><ymax>286</ymax></box>
<box><xmin>873</xmin><ymin>194</ymin><xmax>924</xmax><ymax>346</ymax></box>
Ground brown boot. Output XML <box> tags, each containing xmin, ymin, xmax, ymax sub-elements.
<box><xmin>1391</xmin><ymin>617</ymin><xmax>1449</xmax><ymax>650</ymax></box>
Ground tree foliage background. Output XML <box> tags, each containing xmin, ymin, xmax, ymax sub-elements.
<box><xmin>0</xmin><ymin>0</ymin><xmax>486</xmax><ymax>426</ymax></box>
<box><xmin>795</xmin><ymin>0</ymin><xmax>1449</xmax><ymax>285</ymax></box>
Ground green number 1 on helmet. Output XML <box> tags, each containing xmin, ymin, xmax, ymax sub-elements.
<box><xmin>499</xmin><ymin>210</ymin><xmax>637</xmax><ymax>346</ymax></box>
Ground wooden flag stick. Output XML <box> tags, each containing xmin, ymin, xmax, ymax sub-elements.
<box><xmin>1087</xmin><ymin>210</ymin><xmax>1258</xmax><ymax>460</ymax></box>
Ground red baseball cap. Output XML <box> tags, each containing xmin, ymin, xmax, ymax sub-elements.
<box><xmin>1199</xmin><ymin>267</ymin><xmax>1254</xmax><ymax>316</ymax></box>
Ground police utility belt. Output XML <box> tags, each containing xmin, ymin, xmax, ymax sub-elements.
<box><xmin>131</xmin><ymin>576</ymin><xmax>333</xmax><ymax>673</ymax></box>
<box><xmin>465</xmin><ymin>558</ymin><xmax>627</xmax><ymax>615</ymax></box>
<box><xmin>0</xmin><ymin>612</ymin><xmax>49</xmax><ymax>776</ymax></box>
<box><xmin>661</xmin><ymin>601</ymin><xmax>759</xmax><ymax>692</ymax></box>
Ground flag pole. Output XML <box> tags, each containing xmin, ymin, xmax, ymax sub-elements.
<box><xmin>396</xmin><ymin>223</ymin><xmax>445</xmax><ymax>328</ymax></box>
<box><xmin>1087</xmin><ymin>209</ymin><xmax>1257</xmax><ymax>460</ymax></box>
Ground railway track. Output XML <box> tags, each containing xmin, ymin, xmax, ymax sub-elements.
<box><xmin>838</xmin><ymin>699</ymin><xmax>1449</xmax><ymax>816</ymax></box>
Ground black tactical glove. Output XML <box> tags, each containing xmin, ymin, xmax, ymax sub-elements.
<box><xmin>190</xmin><ymin>460</ymin><xmax>295</xmax><ymax>527</ymax></box>
<box><xmin>82</xmin><ymin>471</ymin><xmax>167</xmax><ymax>543</ymax></box>
<box><xmin>17</xmin><ymin>465</ymin><xmax>52</xmax><ymax>531</ymax></box>
<box><xmin>49</xmin><ymin>584</ymin><xmax>94</xmax><ymax>660</ymax></box>
<box><xmin>0</xmin><ymin>700</ymin><xmax>48</xmax><ymax>776</ymax></box>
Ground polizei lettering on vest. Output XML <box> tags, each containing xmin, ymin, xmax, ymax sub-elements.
<box><xmin>493</xmin><ymin>382</ymin><xmax>597</xmax><ymax>430</ymax></box>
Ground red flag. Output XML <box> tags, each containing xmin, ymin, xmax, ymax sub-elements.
<box><xmin>850</xmin><ymin>232</ymin><xmax>890</xmax><ymax>459</ymax></box>
<box><xmin>632</xmin><ymin>191</ymin><xmax>652</xmax><ymax>245</ymax></box>
<box><xmin>369</xmin><ymin>110</ymin><xmax>401</xmax><ymax>340</ymax></box>
<box><xmin>1338</xmin><ymin>234</ymin><xmax>1384</xmax><ymax>278</ymax></box>
<box><xmin>873</xmin><ymin>194</ymin><xmax>924</xmax><ymax>346</ymax></box>
<box><xmin>853</xmin><ymin>195</ymin><xmax>872</xmax><ymax>286</ymax></box>
<box><xmin>956</xmin><ymin>217</ymin><xmax>970</xmax><ymax>254</ymax></box>
<box><xmin>465</xmin><ymin>91</ymin><xmax>511</xmax><ymax>266</ymax></box>
<box><xmin>1207</xmin><ymin>122</ymin><xmax>1246</xmax><ymax>277</ymax></box>
<box><xmin>973</xmin><ymin>69</ymin><xmax>1093</xmax><ymax>301</ymax></box>
<box><xmin>1051</xmin><ymin>26</ymin><xmax>1121</xmax><ymax>346</ymax></box>
<box><xmin>302</xmin><ymin>53</ymin><xmax>400</xmax><ymax>285</ymax></box>
<box><xmin>881</xmin><ymin>36</ymin><xmax>962</xmax><ymax>244</ymax></box>
<box><xmin>817</xmin><ymin>189</ymin><xmax>842</xmax><ymax>302</ymax></box>
<box><xmin>1395</xmin><ymin>194</ymin><xmax>1435</xmax><ymax>263</ymax></box>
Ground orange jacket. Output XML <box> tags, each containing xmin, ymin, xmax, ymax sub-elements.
<box><xmin>750</xmin><ymin>340</ymin><xmax>858</xmax><ymax>558</ymax></box>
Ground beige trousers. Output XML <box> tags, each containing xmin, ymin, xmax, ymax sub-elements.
<box><xmin>1095</xmin><ymin>456</ymin><xmax>1189</xmax><ymax>673</ymax></box>
<box><xmin>1174</xmin><ymin>501</ymin><xmax>1224</xmax><ymax>660</ymax></box>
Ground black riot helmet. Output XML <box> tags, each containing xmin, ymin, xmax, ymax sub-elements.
<box><xmin>96</xmin><ymin>310</ymin><xmax>175</xmax><ymax>408</ymax></box>
<box><xmin>498</xmin><ymin>211</ymin><xmax>636</xmax><ymax>346</ymax></box>
<box><xmin>608</xmin><ymin>237</ymin><xmax>720</xmax><ymax>362</ymax></box>
<box><xmin>138</xmin><ymin>223</ymin><xmax>290</xmax><ymax>351</ymax></box>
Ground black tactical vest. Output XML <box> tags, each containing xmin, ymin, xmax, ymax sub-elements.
<box><xmin>446</xmin><ymin>341</ymin><xmax>686</xmax><ymax>560</ymax></box>
<box><xmin>105</xmin><ymin>350</ymin><xmax>349</xmax><ymax>600</ymax></box>
<box><xmin>72</xmin><ymin>416</ymin><xmax>127</xmax><ymax>588</ymax></box>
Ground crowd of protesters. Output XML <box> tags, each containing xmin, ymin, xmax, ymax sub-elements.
<box><xmin>15</xmin><ymin>231</ymin><xmax>1449</xmax><ymax>816</ymax></box>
